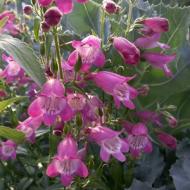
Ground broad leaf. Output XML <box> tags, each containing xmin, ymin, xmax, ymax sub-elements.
<box><xmin>0</xmin><ymin>35</ymin><xmax>46</xmax><ymax>86</ymax></box>
<box><xmin>0</xmin><ymin>126</ymin><xmax>25</xmax><ymax>144</ymax></box>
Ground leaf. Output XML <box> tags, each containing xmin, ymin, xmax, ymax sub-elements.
<box><xmin>0</xmin><ymin>16</ymin><xmax>8</xmax><ymax>29</ymax></box>
<box><xmin>0</xmin><ymin>0</ymin><xmax>4</xmax><ymax>12</ymax></box>
<box><xmin>33</xmin><ymin>18</ymin><xmax>40</xmax><ymax>41</ymax></box>
<box><xmin>0</xmin><ymin>96</ymin><xmax>27</xmax><ymax>113</ymax></box>
<box><xmin>0</xmin><ymin>126</ymin><xmax>25</xmax><ymax>144</ymax></box>
<box><xmin>0</xmin><ymin>35</ymin><xmax>46</xmax><ymax>86</ymax></box>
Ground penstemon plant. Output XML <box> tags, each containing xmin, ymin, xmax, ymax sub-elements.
<box><xmin>0</xmin><ymin>0</ymin><xmax>190</xmax><ymax>189</ymax></box>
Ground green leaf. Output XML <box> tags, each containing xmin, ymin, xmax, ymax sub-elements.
<box><xmin>0</xmin><ymin>126</ymin><xmax>25</xmax><ymax>144</ymax></box>
<box><xmin>0</xmin><ymin>35</ymin><xmax>46</xmax><ymax>86</ymax></box>
<box><xmin>0</xmin><ymin>16</ymin><xmax>8</xmax><ymax>29</ymax></box>
<box><xmin>0</xmin><ymin>96</ymin><xmax>27</xmax><ymax>113</ymax></box>
<box><xmin>0</xmin><ymin>0</ymin><xmax>4</xmax><ymax>12</ymax></box>
<box><xmin>33</xmin><ymin>18</ymin><xmax>40</xmax><ymax>41</ymax></box>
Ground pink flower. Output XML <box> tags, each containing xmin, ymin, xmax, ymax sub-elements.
<box><xmin>55</xmin><ymin>0</ymin><xmax>88</xmax><ymax>14</ymax></box>
<box><xmin>0</xmin><ymin>140</ymin><xmax>17</xmax><ymax>160</ymax></box>
<box><xmin>28</xmin><ymin>79</ymin><xmax>73</xmax><ymax>126</ymax></box>
<box><xmin>135</xmin><ymin>33</ymin><xmax>170</xmax><ymax>50</ymax></box>
<box><xmin>157</xmin><ymin>132</ymin><xmax>177</xmax><ymax>149</ymax></box>
<box><xmin>46</xmin><ymin>135</ymin><xmax>88</xmax><ymax>187</ymax></box>
<box><xmin>142</xmin><ymin>17</ymin><xmax>169</xmax><ymax>33</ymax></box>
<box><xmin>87</xmin><ymin>125</ymin><xmax>129</xmax><ymax>162</ymax></box>
<box><xmin>102</xmin><ymin>0</ymin><xmax>120</xmax><ymax>14</ymax></box>
<box><xmin>0</xmin><ymin>54</ymin><xmax>28</xmax><ymax>84</ymax></box>
<box><xmin>124</xmin><ymin>123</ymin><xmax>152</xmax><ymax>157</ymax></box>
<box><xmin>113</xmin><ymin>37</ymin><xmax>140</xmax><ymax>65</ymax></box>
<box><xmin>71</xmin><ymin>35</ymin><xmax>105</xmax><ymax>72</ymax></box>
<box><xmin>166</xmin><ymin>115</ymin><xmax>177</xmax><ymax>128</ymax></box>
<box><xmin>91</xmin><ymin>71</ymin><xmax>138</xmax><ymax>109</ymax></box>
<box><xmin>37</xmin><ymin>0</ymin><xmax>53</xmax><ymax>7</ymax></box>
<box><xmin>0</xmin><ymin>11</ymin><xmax>20</xmax><ymax>36</ymax></box>
<box><xmin>136</xmin><ymin>110</ymin><xmax>162</xmax><ymax>127</ymax></box>
<box><xmin>16</xmin><ymin>116</ymin><xmax>42</xmax><ymax>143</ymax></box>
<box><xmin>142</xmin><ymin>52</ymin><xmax>176</xmax><ymax>77</ymax></box>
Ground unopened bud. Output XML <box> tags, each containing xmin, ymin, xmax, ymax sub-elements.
<box><xmin>102</xmin><ymin>0</ymin><xmax>120</xmax><ymax>14</ymax></box>
<box><xmin>23</xmin><ymin>5</ymin><xmax>33</xmax><ymax>15</ymax></box>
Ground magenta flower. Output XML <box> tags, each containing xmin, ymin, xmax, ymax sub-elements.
<box><xmin>136</xmin><ymin>110</ymin><xmax>162</xmax><ymax>127</ymax></box>
<box><xmin>166</xmin><ymin>115</ymin><xmax>177</xmax><ymax>128</ymax></box>
<box><xmin>124</xmin><ymin>123</ymin><xmax>152</xmax><ymax>157</ymax></box>
<box><xmin>28</xmin><ymin>79</ymin><xmax>73</xmax><ymax>126</ymax></box>
<box><xmin>38</xmin><ymin>0</ymin><xmax>53</xmax><ymax>7</ymax></box>
<box><xmin>71</xmin><ymin>35</ymin><xmax>105</xmax><ymax>72</ymax></box>
<box><xmin>55</xmin><ymin>0</ymin><xmax>88</xmax><ymax>14</ymax></box>
<box><xmin>157</xmin><ymin>132</ymin><xmax>177</xmax><ymax>149</ymax></box>
<box><xmin>87</xmin><ymin>125</ymin><xmax>129</xmax><ymax>162</ymax></box>
<box><xmin>113</xmin><ymin>37</ymin><xmax>140</xmax><ymax>65</ymax></box>
<box><xmin>16</xmin><ymin>116</ymin><xmax>42</xmax><ymax>143</ymax></box>
<box><xmin>0</xmin><ymin>140</ymin><xmax>17</xmax><ymax>160</ymax></box>
<box><xmin>142</xmin><ymin>17</ymin><xmax>169</xmax><ymax>33</ymax></box>
<box><xmin>46</xmin><ymin>135</ymin><xmax>88</xmax><ymax>187</ymax></box>
<box><xmin>0</xmin><ymin>54</ymin><xmax>28</xmax><ymax>84</ymax></box>
<box><xmin>135</xmin><ymin>33</ymin><xmax>170</xmax><ymax>50</ymax></box>
<box><xmin>91</xmin><ymin>71</ymin><xmax>138</xmax><ymax>109</ymax></box>
<box><xmin>102</xmin><ymin>0</ymin><xmax>120</xmax><ymax>14</ymax></box>
<box><xmin>142</xmin><ymin>52</ymin><xmax>176</xmax><ymax>77</ymax></box>
<box><xmin>0</xmin><ymin>11</ymin><xmax>20</xmax><ymax>36</ymax></box>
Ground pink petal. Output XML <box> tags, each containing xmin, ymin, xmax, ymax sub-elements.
<box><xmin>76</xmin><ymin>0</ymin><xmax>88</xmax><ymax>3</ymax></box>
<box><xmin>121</xmin><ymin>140</ymin><xmax>129</xmax><ymax>152</ymax></box>
<box><xmin>93</xmin><ymin>50</ymin><xmax>105</xmax><ymax>67</ymax></box>
<box><xmin>61</xmin><ymin>104</ymin><xmax>74</xmax><ymax>121</ymax></box>
<box><xmin>113</xmin><ymin>152</ymin><xmax>126</xmax><ymax>162</ymax></box>
<box><xmin>144</xmin><ymin>140</ymin><xmax>153</xmax><ymax>153</ymax></box>
<box><xmin>76</xmin><ymin>161</ymin><xmax>88</xmax><ymax>177</ymax></box>
<box><xmin>55</xmin><ymin>0</ymin><xmax>73</xmax><ymax>14</ymax></box>
<box><xmin>67</xmin><ymin>51</ymin><xmax>79</xmax><ymax>66</ymax></box>
<box><xmin>61</xmin><ymin>175</ymin><xmax>73</xmax><ymax>186</ymax></box>
<box><xmin>100</xmin><ymin>147</ymin><xmax>110</xmax><ymax>162</ymax></box>
<box><xmin>46</xmin><ymin>161</ymin><xmax>59</xmax><ymax>177</ymax></box>
<box><xmin>43</xmin><ymin>114</ymin><xmax>56</xmax><ymax>126</ymax></box>
<box><xmin>28</xmin><ymin>97</ymin><xmax>43</xmax><ymax>117</ymax></box>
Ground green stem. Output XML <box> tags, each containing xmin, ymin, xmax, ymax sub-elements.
<box><xmin>100</xmin><ymin>8</ymin><xmax>105</xmax><ymax>44</ymax></box>
<box><xmin>125</xmin><ymin>0</ymin><xmax>133</xmax><ymax>36</ymax></box>
<box><xmin>53</xmin><ymin>27</ymin><xmax>64</xmax><ymax>80</ymax></box>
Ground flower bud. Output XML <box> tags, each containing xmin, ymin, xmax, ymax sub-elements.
<box><xmin>41</xmin><ymin>21</ymin><xmax>50</xmax><ymax>32</ymax></box>
<box><xmin>23</xmin><ymin>5</ymin><xmax>33</xmax><ymax>15</ymax></box>
<box><xmin>142</xmin><ymin>17</ymin><xmax>169</xmax><ymax>33</ymax></box>
<box><xmin>157</xmin><ymin>132</ymin><xmax>176</xmax><ymax>149</ymax></box>
<box><xmin>38</xmin><ymin>0</ymin><xmax>53</xmax><ymax>7</ymax></box>
<box><xmin>167</xmin><ymin>115</ymin><xmax>177</xmax><ymax>128</ymax></box>
<box><xmin>138</xmin><ymin>85</ymin><xmax>150</xmax><ymax>96</ymax></box>
<box><xmin>102</xmin><ymin>0</ymin><xmax>120</xmax><ymax>14</ymax></box>
<box><xmin>113</xmin><ymin>37</ymin><xmax>140</xmax><ymax>65</ymax></box>
<box><xmin>44</xmin><ymin>7</ymin><xmax>62</xmax><ymax>27</ymax></box>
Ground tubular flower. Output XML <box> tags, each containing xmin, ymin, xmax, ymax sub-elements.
<box><xmin>142</xmin><ymin>17</ymin><xmax>169</xmax><ymax>33</ymax></box>
<box><xmin>71</xmin><ymin>35</ymin><xmax>105</xmax><ymax>72</ymax></box>
<box><xmin>113</xmin><ymin>37</ymin><xmax>140</xmax><ymax>65</ymax></box>
<box><xmin>142</xmin><ymin>52</ymin><xmax>176</xmax><ymax>77</ymax></box>
<box><xmin>28</xmin><ymin>79</ymin><xmax>73</xmax><ymax>126</ymax></box>
<box><xmin>157</xmin><ymin>132</ymin><xmax>177</xmax><ymax>149</ymax></box>
<box><xmin>0</xmin><ymin>11</ymin><xmax>20</xmax><ymax>35</ymax></box>
<box><xmin>91</xmin><ymin>71</ymin><xmax>138</xmax><ymax>109</ymax></box>
<box><xmin>46</xmin><ymin>135</ymin><xmax>88</xmax><ymax>187</ymax></box>
<box><xmin>0</xmin><ymin>54</ymin><xmax>28</xmax><ymax>84</ymax></box>
<box><xmin>87</xmin><ymin>125</ymin><xmax>129</xmax><ymax>162</ymax></box>
<box><xmin>55</xmin><ymin>0</ymin><xmax>88</xmax><ymax>14</ymax></box>
<box><xmin>124</xmin><ymin>123</ymin><xmax>152</xmax><ymax>157</ymax></box>
<box><xmin>16</xmin><ymin>116</ymin><xmax>42</xmax><ymax>143</ymax></box>
<box><xmin>0</xmin><ymin>140</ymin><xmax>17</xmax><ymax>160</ymax></box>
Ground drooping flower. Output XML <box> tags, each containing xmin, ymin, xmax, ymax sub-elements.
<box><xmin>142</xmin><ymin>17</ymin><xmax>169</xmax><ymax>33</ymax></box>
<box><xmin>157</xmin><ymin>132</ymin><xmax>177</xmax><ymax>149</ymax></box>
<box><xmin>46</xmin><ymin>135</ymin><xmax>88</xmax><ymax>187</ymax></box>
<box><xmin>142</xmin><ymin>52</ymin><xmax>176</xmax><ymax>77</ymax></box>
<box><xmin>87</xmin><ymin>125</ymin><xmax>129</xmax><ymax>162</ymax></box>
<box><xmin>55</xmin><ymin>0</ymin><xmax>88</xmax><ymax>14</ymax></box>
<box><xmin>71</xmin><ymin>35</ymin><xmax>105</xmax><ymax>72</ymax></box>
<box><xmin>0</xmin><ymin>11</ymin><xmax>20</xmax><ymax>35</ymax></box>
<box><xmin>135</xmin><ymin>33</ymin><xmax>170</xmax><ymax>50</ymax></box>
<box><xmin>0</xmin><ymin>140</ymin><xmax>17</xmax><ymax>160</ymax></box>
<box><xmin>28</xmin><ymin>79</ymin><xmax>73</xmax><ymax>126</ymax></box>
<box><xmin>44</xmin><ymin>7</ymin><xmax>63</xmax><ymax>27</ymax></box>
<box><xmin>16</xmin><ymin>116</ymin><xmax>42</xmax><ymax>143</ymax></box>
<box><xmin>113</xmin><ymin>37</ymin><xmax>140</xmax><ymax>65</ymax></box>
<box><xmin>124</xmin><ymin>123</ymin><xmax>152</xmax><ymax>157</ymax></box>
<box><xmin>0</xmin><ymin>54</ymin><xmax>28</xmax><ymax>84</ymax></box>
<box><xmin>38</xmin><ymin>0</ymin><xmax>53</xmax><ymax>7</ymax></box>
<box><xmin>136</xmin><ymin>110</ymin><xmax>162</xmax><ymax>127</ymax></box>
<box><xmin>102</xmin><ymin>0</ymin><xmax>120</xmax><ymax>14</ymax></box>
<box><xmin>91</xmin><ymin>71</ymin><xmax>138</xmax><ymax>109</ymax></box>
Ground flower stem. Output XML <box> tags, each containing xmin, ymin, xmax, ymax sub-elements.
<box><xmin>125</xmin><ymin>0</ymin><xmax>134</xmax><ymax>36</ymax></box>
<box><xmin>53</xmin><ymin>27</ymin><xmax>64</xmax><ymax>80</ymax></box>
